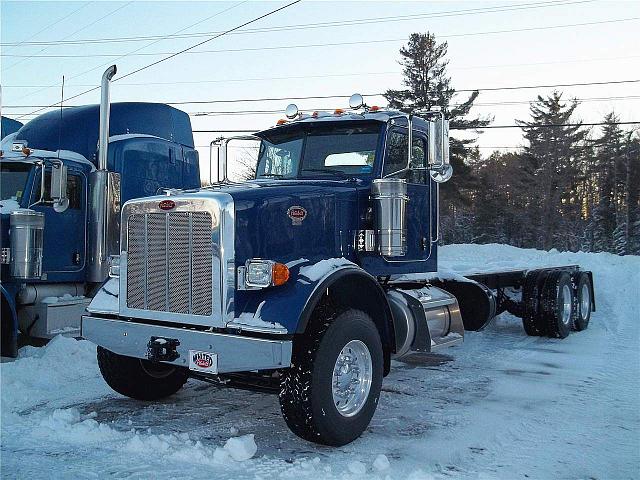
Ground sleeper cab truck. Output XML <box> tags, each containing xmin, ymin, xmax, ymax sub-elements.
<box><xmin>81</xmin><ymin>94</ymin><xmax>595</xmax><ymax>446</ymax></box>
<box><xmin>0</xmin><ymin>66</ymin><xmax>200</xmax><ymax>358</ymax></box>
<box><xmin>1</xmin><ymin>117</ymin><xmax>23</xmax><ymax>140</ymax></box>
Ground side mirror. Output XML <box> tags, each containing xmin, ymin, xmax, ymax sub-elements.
<box><xmin>428</xmin><ymin>114</ymin><xmax>452</xmax><ymax>183</ymax></box>
<box><xmin>428</xmin><ymin>116</ymin><xmax>449</xmax><ymax>167</ymax></box>
<box><xmin>50</xmin><ymin>161</ymin><xmax>69</xmax><ymax>212</ymax></box>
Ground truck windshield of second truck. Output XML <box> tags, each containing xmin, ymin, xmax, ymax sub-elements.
<box><xmin>1</xmin><ymin>162</ymin><xmax>31</xmax><ymax>207</ymax></box>
<box><xmin>256</xmin><ymin>124</ymin><xmax>379</xmax><ymax>179</ymax></box>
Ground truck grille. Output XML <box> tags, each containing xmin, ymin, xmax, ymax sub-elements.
<box><xmin>126</xmin><ymin>212</ymin><xmax>213</xmax><ymax>315</ymax></box>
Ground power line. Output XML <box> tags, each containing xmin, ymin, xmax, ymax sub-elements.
<box><xmin>185</xmin><ymin>96</ymin><xmax>640</xmax><ymax>116</ymax></box>
<box><xmin>2</xmin><ymin>2</ymin><xmax>92</xmax><ymax>50</ymax></box>
<box><xmin>4</xmin><ymin>17</ymin><xmax>637</xmax><ymax>60</ymax></box>
<box><xmin>0</xmin><ymin>71</ymin><xmax>400</xmax><ymax>89</ymax></box>
<box><xmin>457</xmin><ymin>121</ymin><xmax>640</xmax><ymax>130</ymax></box>
<box><xmin>191</xmin><ymin>122</ymin><xmax>640</xmax><ymax>134</ymax></box>
<box><xmin>5</xmin><ymin>54</ymin><xmax>639</xmax><ymax>90</ymax></box>
<box><xmin>455</xmin><ymin>78</ymin><xmax>640</xmax><ymax>93</ymax></box>
<box><xmin>0</xmin><ymin>0</ymin><xmax>592</xmax><ymax>47</ymax></box>
<box><xmin>7</xmin><ymin>80</ymin><xmax>640</xmax><ymax>111</ymax></box>
<box><xmin>3</xmin><ymin>2</ymin><xmax>133</xmax><ymax>73</ymax></box>
<box><xmin>13</xmin><ymin>1</ymin><xmax>249</xmax><ymax>105</ymax></box>
<box><xmin>15</xmin><ymin>0</ymin><xmax>303</xmax><ymax>121</ymax></box>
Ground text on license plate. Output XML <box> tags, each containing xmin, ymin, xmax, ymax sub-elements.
<box><xmin>188</xmin><ymin>350</ymin><xmax>218</xmax><ymax>374</ymax></box>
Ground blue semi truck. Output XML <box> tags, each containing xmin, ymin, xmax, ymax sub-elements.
<box><xmin>81</xmin><ymin>93</ymin><xmax>595</xmax><ymax>446</ymax></box>
<box><xmin>0</xmin><ymin>66</ymin><xmax>200</xmax><ymax>357</ymax></box>
<box><xmin>1</xmin><ymin>117</ymin><xmax>23</xmax><ymax>140</ymax></box>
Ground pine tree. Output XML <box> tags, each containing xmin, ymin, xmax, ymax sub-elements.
<box><xmin>587</xmin><ymin>113</ymin><xmax>625</xmax><ymax>252</ymax></box>
<box><xmin>383</xmin><ymin>32</ymin><xmax>490</xmax><ymax>243</ymax></box>
<box><xmin>516</xmin><ymin>91</ymin><xmax>587</xmax><ymax>250</ymax></box>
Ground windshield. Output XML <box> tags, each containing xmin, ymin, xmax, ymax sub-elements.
<box><xmin>1</xmin><ymin>162</ymin><xmax>31</xmax><ymax>204</ymax></box>
<box><xmin>256</xmin><ymin>124</ymin><xmax>379</xmax><ymax>179</ymax></box>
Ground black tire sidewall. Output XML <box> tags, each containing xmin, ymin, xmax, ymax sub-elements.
<box><xmin>573</xmin><ymin>273</ymin><xmax>592</xmax><ymax>331</ymax></box>
<box><xmin>545</xmin><ymin>272</ymin><xmax>573</xmax><ymax>339</ymax></box>
<box><xmin>310</xmin><ymin>311</ymin><xmax>383</xmax><ymax>446</ymax></box>
<box><xmin>97</xmin><ymin>346</ymin><xmax>189</xmax><ymax>401</ymax></box>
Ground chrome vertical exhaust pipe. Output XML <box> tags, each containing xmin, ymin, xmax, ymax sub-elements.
<box><xmin>88</xmin><ymin>65</ymin><xmax>119</xmax><ymax>282</ymax></box>
<box><xmin>98</xmin><ymin>65</ymin><xmax>117</xmax><ymax>171</ymax></box>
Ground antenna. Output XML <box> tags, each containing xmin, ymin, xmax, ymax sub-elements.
<box><xmin>57</xmin><ymin>75</ymin><xmax>65</xmax><ymax>159</ymax></box>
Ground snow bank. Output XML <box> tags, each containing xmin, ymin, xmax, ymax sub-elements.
<box><xmin>1</xmin><ymin>336</ymin><xmax>102</xmax><ymax>415</ymax></box>
<box><xmin>1</xmin><ymin>244</ymin><xmax>637</xmax><ymax>480</ymax></box>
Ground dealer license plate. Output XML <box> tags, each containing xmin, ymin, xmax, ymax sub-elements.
<box><xmin>188</xmin><ymin>350</ymin><xmax>218</xmax><ymax>374</ymax></box>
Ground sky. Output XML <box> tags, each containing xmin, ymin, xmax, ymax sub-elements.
<box><xmin>2</xmin><ymin>0</ymin><xmax>639</xmax><ymax>178</ymax></box>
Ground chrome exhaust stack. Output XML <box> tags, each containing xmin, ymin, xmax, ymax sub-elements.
<box><xmin>88</xmin><ymin>65</ymin><xmax>121</xmax><ymax>283</ymax></box>
<box><xmin>98</xmin><ymin>65</ymin><xmax>117</xmax><ymax>171</ymax></box>
<box><xmin>371</xmin><ymin>178</ymin><xmax>409</xmax><ymax>257</ymax></box>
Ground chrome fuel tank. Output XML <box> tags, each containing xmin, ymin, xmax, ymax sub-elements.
<box><xmin>10</xmin><ymin>209</ymin><xmax>44</xmax><ymax>279</ymax></box>
<box><xmin>387</xmin><ymin>285</ymin><xmax>464</xmax><ymax>356</ymax></box>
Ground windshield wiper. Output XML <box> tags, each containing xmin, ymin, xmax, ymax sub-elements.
<box><xmin>258</xmin><ymin>173</ymin><xmax>284</xmax><ymax>178</ymax></box>
<box><xmin>300</xmin><ymin>169</ymin><xmax>345</xmax><ymax>176</ymax></box>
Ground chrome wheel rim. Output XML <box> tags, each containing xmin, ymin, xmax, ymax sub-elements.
<box><xmin>332</xmin><ymin>340</ymin><xmax>372</xmax><ymax>417</ymax></box>
<box><xmin>580</xmin><ymin>283</ymin><xmax>590</xmax><ymax>320</ymax></box>
<box><xmin>561</xmin><ymin>284</ymin><xmax>573</xmax><ymax>325</ymax></box>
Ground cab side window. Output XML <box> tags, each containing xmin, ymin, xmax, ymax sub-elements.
<box><xmin>36</xmin><ymin>171</ymin><xmax>83</xmax><ymax>209</ymax></box>
<box><xmin>383</xmin><ymin>132</ymin><xmax>428</xmax><ymax>184</ymax></box>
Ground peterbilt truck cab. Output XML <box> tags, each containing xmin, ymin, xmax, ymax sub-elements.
<box><xmin>1</xmin><ymin>66</ymin><xmax>200</xmax><ymax>358</ymax></box>
<box><xmin>81</xmin><ymin>94</ymin><xmax>595</xmax><ymax>446</ymax></box>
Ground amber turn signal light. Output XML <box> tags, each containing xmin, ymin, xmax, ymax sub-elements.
<box><xmin>272</xmin><ymin>263</ymin><xmax>290</xmax><ymax>286</ymax></box>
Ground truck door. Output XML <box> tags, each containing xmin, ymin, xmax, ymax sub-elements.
<box><xmin>382</xmin><ymin>129</ymin><xmax>433</xmax><ymax>262</ymax></box>
<box><xmin>31</xmin><ymin>166</ymin><xmax>86</xmax><ymax>275</ymax></box>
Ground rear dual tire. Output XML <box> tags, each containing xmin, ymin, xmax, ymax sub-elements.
<box><xmin>541</xmin><ymin>271</ymin><xmax>574</xmax><ymax>339</ymax></box>
<box><xmin>572</xmin><ymin>272</ymin><xmax>592</xmax><ymax>331</ymax></box>
<box><xmin>522</xmin><ymin>270</ymin><xmax>592</xmax><ymax>339</ymax></box>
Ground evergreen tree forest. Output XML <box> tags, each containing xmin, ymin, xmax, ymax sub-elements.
<box><xmin>385</xmin><ymin>33</ymin><xmax>640</xmax><ymax>255</ymax></box>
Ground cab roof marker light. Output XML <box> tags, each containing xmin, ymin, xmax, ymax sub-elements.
<box><xmin>276</xmin><ymin>118</ymin><xmax>287</xmax><ymax>125</ymax></box>
<box><xmin>334</xmin><ymin>108</ymin><xmax>345</xmax><ymax>115</ymax></box>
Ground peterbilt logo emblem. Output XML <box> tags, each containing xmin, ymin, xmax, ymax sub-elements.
<box><xmin>158</xmin><ymin>200</ymin><xmax>176</xmax><ymax>211</ymax></box>
<box><xmin>287</xmin><ymin>206</ymin><xmax>307</xmax><ymax>225</ymax></box>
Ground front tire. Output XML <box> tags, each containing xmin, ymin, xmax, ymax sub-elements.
<box><xmin>97</xmin><ymin>346</ymin><xmax>189</xmax><ymax>400</ymax></box>
<box><xmin>279</xmin><ymin>308</ymin><xmax>383</xmax><ymax>446</ymax></box>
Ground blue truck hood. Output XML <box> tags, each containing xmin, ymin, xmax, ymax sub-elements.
<box><xmin>223</xmin><ymin>178</ymin><xmax>364</xmax><ymax>266</ymax></box>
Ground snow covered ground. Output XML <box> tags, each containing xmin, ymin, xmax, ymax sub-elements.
<box><xmin>1</xmin><ymin>244</ymin><xmax>638</xmax><ymax>479</ymax></box>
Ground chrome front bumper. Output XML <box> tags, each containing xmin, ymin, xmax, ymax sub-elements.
<box><xmin>81</xmin><ymin>315</ymin><xmax>292</xmax><ymax>373</ymax></box>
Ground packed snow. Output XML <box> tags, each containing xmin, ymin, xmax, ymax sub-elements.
<box><xmin>235</xmin><ymin>301</ymin><xmax>285</xmax><ymax>330</ymax></box>
<box><xmin>1</xmin><ymin>244</ymin><xmax>638</xmax><ymax>479</ymax></box>
<box><xmin>86</xmin><ymin>278</ymin><xmax>119</xmax><ymax>314</ymax></box>
<box><xmin>298</xmin><ymin>257</ymin><xmax>356</xmax><ymax>281</ymax></box>
<box><xmin>0</xmin><ymin>197</ymin><xmax>21</xmax><ymax>214</ymax></box>
<box><xmin>41</xmin><ymin>294</ymin><xmax>87</xmax><ymax>305</ymax></box>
